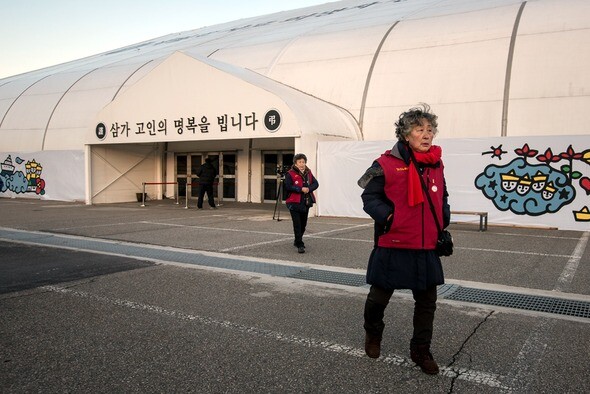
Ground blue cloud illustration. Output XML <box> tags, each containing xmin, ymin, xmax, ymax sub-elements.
<box><xmin>4</xmin><ymin>172</ymin><xmax>29</xmax><ymax>194</ymax></box>
<box><xmin>474</xmin><ymin>158</ymin><xmax>575</xmax><ymax>216</ymax></box>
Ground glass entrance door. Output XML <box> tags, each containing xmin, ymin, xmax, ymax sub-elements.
<box><xmin>262</xmin><ymin>152</ymin><xmax>293</xmax><ymax>202</ymax></box>
<box><xmin>203</xmin><ymin>153</ymin><xmax>237</xmax><ymax>204</ymax></box>
<box><xmin>220</xmin><ymin>153</ymin><xmax>236</xmax><ymax>201</ymax></box>
<box><xmin>177</xmin><ymin>152</ymin><xmax>236</xmax><ymax>203</ymax></box>
<box><xmin>176</xmin><ymin>154</ymin><xmax>202</xmax><ymax>199</ymax></box>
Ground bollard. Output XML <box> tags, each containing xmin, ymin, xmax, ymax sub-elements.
<box><xmin>185</xmin><ymin>176</ymin><xmax>190</xmax><ymax>209</ymax></box>
<box><xmin>141</xmin><ymin>183</ymin><xmax>146</xmax><ymax>207</ymax></box>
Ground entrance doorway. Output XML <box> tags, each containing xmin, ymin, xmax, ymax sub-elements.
<box><xmin>262</xmin><ymin>151</ymin><xmax>294</xmax><ymax>202</ymax></box>
<box><xmin>176</xmin><ymin>152</ymin><xmax>236</xmax><ymax>203</ymax></box>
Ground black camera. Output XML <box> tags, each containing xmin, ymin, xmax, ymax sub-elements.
<box><xmin>276</xmin><ymin>164</ymin><xmax>290</xmax><ymax>177</ymax></box>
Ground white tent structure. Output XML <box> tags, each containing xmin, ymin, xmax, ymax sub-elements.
<box><xmin>1</xmin><ymin>0</ymin><xmax>589</xmax><ymax>230</ymax></box>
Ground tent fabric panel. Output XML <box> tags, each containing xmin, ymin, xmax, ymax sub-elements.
<box><xmin>509</xmin><ymin>30</ymin><xmax>590</xmax><ymax>99</ymax></box>
<box><xmin>91</xmin><ymin>144</ymin><xmax>159</xmax><ymax>204</ymax></box>
<box><xmin>1</xmin><ymin>70</ymin><xmax>92</xmax><ymax>131</ymax></box>
<box><xmin>0</xmin><ymin>76</ymin><xmax>49</xmax><ymax>125</ymax></box>
<box><xmin>206</xmin><ymin>40</ymin><xmax>293</xmax><ymax>74</ymax></box>
<box><xmin>507</xmin><ymin>97</ymin><xmax>590</xmax><ymax>136</ymax></box>
<box><xmin>269</xmin><ymin>55</ymin><xmax>374</xmax><ymax>116</ymax></box>
<box><xmin>412</xmin><ymin>0</ymin><xmax>522</xmax><ymax>20</ymax></box>
<box><xmin>44</xmin><ymin>62</ymin><xmax>163</xmax><ymax>150</ymax></box>
<box><xmin>96</xmin><ymin>52</ymin><xmax>359</xmax><ymax>145</ymax></box>
<box><xmin>0</xmin><ymin>129</ymin><xmax>46</xmax><ymax>151</ymax></box>
<box><xmin>360</xmin><ymin>4</ymin><xmax>519</xmax><ymax>139</ymax></box>
<box><xmin>364</xmin><ymin>42</ymin><xmax>508</xmax><ymax>138</ymax></box>
<box><xmin>386</xmin><ymin>2</ymin><xmax>520</xmax><ymax>50</ymax></box>
<box><xmin>1</xmin><ymin>93</ymin><xmax>63</xmax><ymax>130</ymax></box>
<box><xmin>517</xmin><ymin>0</ymin><xmax>590</xmax><ymax>33</ymax></box>
<box><xmin>507</xmin><ymin>3</ymin><xmax>590</xmax><ymax>136</ymax></box>
<box><xmin>360</xmin><ymin>101</ymin><xmax>503</xmax><ymax>141</ymax></box>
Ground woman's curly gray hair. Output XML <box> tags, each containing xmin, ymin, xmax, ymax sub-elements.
<box><xmin>394</xmin><ymin>103</ymin><xmax>439</xmax><ymax>142</ymax></box>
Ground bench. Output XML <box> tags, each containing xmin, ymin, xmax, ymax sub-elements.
<box><xmin>451</xmin><ymin>210</ymin><xmax>488</xmax><ymax>231</ymax></box>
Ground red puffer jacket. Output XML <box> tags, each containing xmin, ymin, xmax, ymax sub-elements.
<box><xmin>285</xmin><ymin>167</ymin><xmax>319</xmax><ymax>209</ymax></box>
<box><xmin>376</xmin><ymin>150</ymin><xmax>444</xmax><ymax>250</ymax></box>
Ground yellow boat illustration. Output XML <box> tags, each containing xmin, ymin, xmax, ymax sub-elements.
<box><xmin>531</xmin><ymin>171</ymin><xmax>548</xmax><ymax>192</ymax></box>
<box><xmin>501</xmin><ymin>170</ymin><xmax>519</xmax><ymax>182</ymax></box>
<box><xmin>500</xmin><ymin>170</ymin><xmax>520</xmax><ymax>192</ymax></box>
<box><xmin>573</xmin><ymin>206</ymin><xmax>590</xmax><ymax>221</ymax></box>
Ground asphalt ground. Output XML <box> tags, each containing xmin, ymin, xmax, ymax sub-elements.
<box><xmin>1</xmin><ymin>198</ymin><xmax>589</xmax><ymax>393</ymax></box>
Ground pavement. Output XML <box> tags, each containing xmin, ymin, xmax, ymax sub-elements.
<box><xmin>0</xmin><ymin>197</ymin><xmax>589</xmax><ymax>393</ymax></box>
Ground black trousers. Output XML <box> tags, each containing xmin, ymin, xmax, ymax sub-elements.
<box><xmin>289</xmin><ymin>209</ymin><xmax>309</xmax><ymax>247</ymax></box>
<box><xmin>363</xmin><ymin>284</ymin><xmax>437</xmax><ymax>346</ymax></box>
<box><xmin>197</xmin><ymin>183</ymin><xmax>215</xmax><ymax>208</ymax></box>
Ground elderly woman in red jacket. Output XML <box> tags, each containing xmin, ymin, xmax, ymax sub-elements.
<box><xmin>285</xmin><ymin>153</ymin><xmax>319</xmax><ymax>254</ymax></box>
<box><xmin>358</xmin><ymin>104</ymin><xmax>450</xmax><ymax>375</ymax></box>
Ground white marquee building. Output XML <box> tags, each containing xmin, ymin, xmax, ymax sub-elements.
<box><xmin>1</xmin><ymin>0</ymin><xmax>589</xmax><ymax>230</ymax></box>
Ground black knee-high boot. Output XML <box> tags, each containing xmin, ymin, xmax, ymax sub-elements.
<box><xmin>363</xmin><ymin>285</ymin><xmax>393</xmax><ymax>358</ymax></box>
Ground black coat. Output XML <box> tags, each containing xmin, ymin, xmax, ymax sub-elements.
<box><xmin>197</xmin><ymin>162</ymin><xmax>217</xmax><ymax>184</ymax></box>
<box><xmin>359</xmin><ymin>142</ymin><xmax>448</xmax><ymax>291</ymax></box>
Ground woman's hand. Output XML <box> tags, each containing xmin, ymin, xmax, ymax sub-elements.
<box><xmin>382</xmin><ymin>213</ymin><xmax>393</xmax><ymax>234</ymax></box>
<box><xmin>302</xmin><ymin>187</ymin><xmax>310</xmax><ymax>193</ymax></box>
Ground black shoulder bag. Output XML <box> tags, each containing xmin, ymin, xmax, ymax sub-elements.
<box><xmin>410</xmin><ymin>153</ymin><xmax>453</xmax><ymax>257</ymax></box>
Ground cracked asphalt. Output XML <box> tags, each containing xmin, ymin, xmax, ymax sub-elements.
<box><xmin>1</xmin><ymin>198</ymin><xmax>589</xmax><ymax>393</ymax></box>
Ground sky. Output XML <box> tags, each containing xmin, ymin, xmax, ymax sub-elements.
<box><xmin>0</xmin><ymin>0</ymin><xmax>332</xmax><ymax>79</ymax></box>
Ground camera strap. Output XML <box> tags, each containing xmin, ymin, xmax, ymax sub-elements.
<box><xmin>409</xmin><ymin>150</ymin><xmax>442</xmax><ymax>234</ymax></box>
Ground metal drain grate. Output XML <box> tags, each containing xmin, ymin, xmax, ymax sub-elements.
<box><xmin>2</xmin><ymin>228</ymin><xmax>589</xmax><ymax>320</ymax></box>
<box><xmin>289</xmin><ymin>269</ymin><xmax>366</xmax><ymax>287</ymax></box>
<box><xmin>446</xmin><ymin>287</ymin><xmax>590</xmax><ymax>319</ymax></box>
<box><xmin>286</xmin><ymin>269</ymin><xmax>461</xmax><ymax>297</ymax></box>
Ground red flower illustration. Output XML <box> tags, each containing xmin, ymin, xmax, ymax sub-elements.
<box><xmin>514</xmin><ymin>143</ymin><xmax>538</xmax><ymax>158</ymax></box>
<box><xmin>559</xmin><ymin>144</ymin><xmax>583</xmax><ymax>160</ymax></box>
<box><xmin>536</xmin><ymin>148</ymin><xmax>561</xmax><ymax>163</ymax></box>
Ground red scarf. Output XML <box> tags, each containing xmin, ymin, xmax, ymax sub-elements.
<box><xmin>407</xmin><ymin>145</ymin><xmax>442</xmax><ymax>206</ymax></box>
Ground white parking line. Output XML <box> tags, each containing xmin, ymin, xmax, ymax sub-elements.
<box><xmin>42</xmin><ymin>285</ymin><xmax>510</xmax><ymax>390</ymax></box>
<box><xmin>456</xmin><ymin>247</ymin><xmax>571</xmax><ymax>258</ymax></box>
<box><xmin>143</xmin><ymin>221</ymin><xmax>289</xmax><ymax>236</ymax></box>
<box><xmin>220</xmin><ymin>237</ymin><xmax>294</xmax><ymax>251</ymax></box>
<box><xmin>504</xmin><ymin>231</ymin><xmax>590</xmax><ymax>392</ymax></box>
<box><xmin>555</xmin><ymin>231</ymin><xmax>589</xmax><ymax>292</ymax></box>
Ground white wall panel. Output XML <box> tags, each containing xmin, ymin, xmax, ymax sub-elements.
<box><xmin>317</xmin><ymin>135</ymin><xmax>590</xmax><ymax>231</ymax></box>
<box><xmin>0</xmin><ymin>150</ymin><xmax>84</xmax><ymax>201</ymax></box>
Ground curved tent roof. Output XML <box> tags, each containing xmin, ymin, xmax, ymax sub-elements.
<box><xmin>1</xmin><ymin>0</ymin><xmax>589</xmax><ymax>151</ymax></box>
<box><xmin>94</xmin><ymin>51</ymin><xmax>361</xmax><ymax>144</ymax></box>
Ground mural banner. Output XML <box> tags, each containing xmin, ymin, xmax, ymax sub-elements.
<box><xmin>317</xmin><ymin>136</ymin><xmax>590</xmax><ymax>231</ymax></box>
<box><xmin>0</xmin><ymin>150</ymin><xmax>85</xmax><ymax>202</ymax></box>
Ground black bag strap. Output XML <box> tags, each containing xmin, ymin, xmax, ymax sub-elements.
<box><xmin>408</xmin><ymin>149</ymin><xmax>442</xmax><ymax>234</ymax></box>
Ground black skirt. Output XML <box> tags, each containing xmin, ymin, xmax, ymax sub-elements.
<box><xmin>366</xmin><ymin>247</ymin><xmax>444</xmax><ymax>291</ymax></box>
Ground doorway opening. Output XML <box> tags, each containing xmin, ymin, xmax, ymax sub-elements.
<box><xmin>176</xmin><ymin>152</ymin><xmax>237</xmax><ymax>204</ymax></box>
